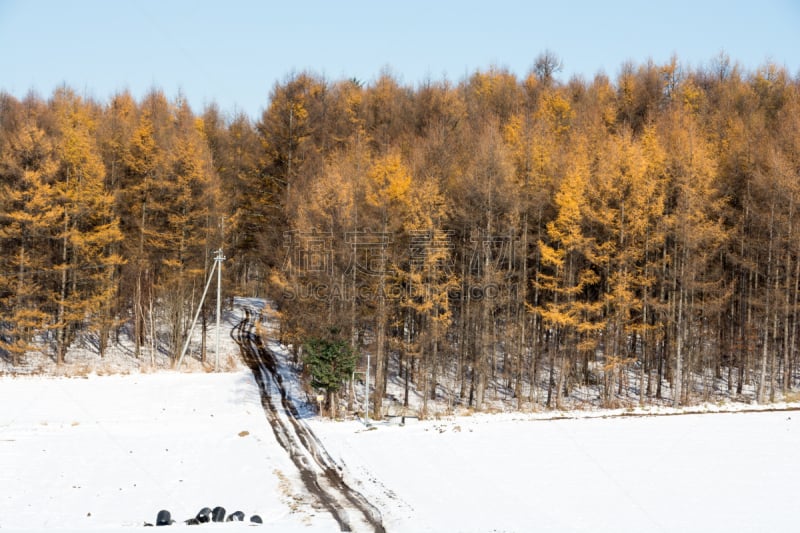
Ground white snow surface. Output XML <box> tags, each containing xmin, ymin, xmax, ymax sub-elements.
<box><xmin>310</xmin><ymin>411</ymin><xmax>800</xmax><ymax>533</ymax></box>
<box><xmin>0</xmin><ymin>370</ymin><xmax>339</xmax><ymax>532</ymax></box>
<box><xmin>3</xmin><ymin>372</ymin><xmax>799</xmax><ymax>533</ymax></box>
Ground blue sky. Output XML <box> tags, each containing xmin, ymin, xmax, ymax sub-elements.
<box><xmin>1</xmin><ymin>0</ymin><xmax>798</xmax><ymax>119</ymax></box>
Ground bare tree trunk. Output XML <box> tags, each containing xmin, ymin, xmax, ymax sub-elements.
<box><xmin>758</xmin><ymin>203</ymin><xmax>776</xmax><ymax>404</ymax></box>
<box><xmin>459</xmin><ymin>259</ymin><xmax>471</xmax><ymax>400</ymax></box>
<box><xmin>476</xmin><ymin>299</ymin><xmax>490</xmax><ymax>410</ymax></box>
<box><xmin>770</xmin><ymin>275</ymin><xmax>780</xmax><ymax>402</ymax></box>
<box><xmin>404</xmin><ymin>309</ymin><xmax>412</xmax><ymax>408</ymax></box>
<box><xmin>57</xmin><ymin>206</ymin><xmax>69</xmax><ymax>365</ymax></box>
<box><xmin>673</xmin><ymin>282</ymin><xmax>685</xmax><ymax>407</ymax></box>
<box><xmin>528</xmin><ymin>312</ymin><xmax>539</xmax><ymax>405</ymax></box>
<box><xmin>787</xmin><ymin>254</ymin><xmax>800</xmax><ymax>392</ymax></box>
<box><xmin>422</xmin><ymin>345</ymin><xmax>429</xmax><ymax>417</ymax></box>
<box><xmin>372</xmin><ymin>275</ymin><xmax>387</xmax><ymax>419</ymax></box>
<box><xmin>555</xmin><ymin>350</ymin><xmax>568</xmax><ymax>410</ymax></box>
<box><xmin>135</xmin><ymin>193</ymin><xmax>148</xmax><ymax>360</ymax></box>
<box><xmin>546</xmin><ymin>331</ymin><xmax>556</xmax><ymax>409</ymax></box>
<box><xmin>430</xmin><ymin>323</ymin><xmax>438</xmax><ymax>401</ymax></box>
<box><xmin>12</xmin><ymin>247</ymin><xmax>24</xmax><ymax>367</ymax></box>
<box><xmin>328</xmin><ymin>390</ymin><xmax>337</xmax><ymax>419</ymax></box>
<box><xmin>640</xmin><ymin>223</ymin><xmax>651</xmax><ymax>406</ymax></box>
<box><xmin>201</xmin><ymin>311</ymin><xmax>207</xmax><ymax>364</ymax></box>
<box><xmin>149</xmin><ymin>282</ymin><xmax>156</xmax><ymax>366</ymax></box>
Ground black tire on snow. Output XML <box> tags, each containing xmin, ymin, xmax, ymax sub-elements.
<box><xmin>155</xmin><ymin>510</ymin><xmax>171</xmax><ymax>526</ymax></box>
<box><xmin>212</xmin><ymin>506</ymin><xmax>226</xmax><ymax>522</ymax></box>
<box><xmin>196</xmin><ymin>507</ymin><xmax>212</xmax><ymax>523</ymax></box>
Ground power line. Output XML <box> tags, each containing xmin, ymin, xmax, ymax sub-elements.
<box><xmin>0</xmin><ymin>263</ymin><xmax>116</xmax><ymax>277</ymax></box>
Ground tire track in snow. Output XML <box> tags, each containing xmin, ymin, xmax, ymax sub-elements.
<box><xmin>233</xmin><ymin>309</ymin><xmax>385</xmax><ymax>533</ymax></box>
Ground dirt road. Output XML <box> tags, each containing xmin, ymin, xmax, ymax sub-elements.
<box><xmin>234</xmin><ymin>309</ymin><xmax>385</xmax><ymax>533</ymax></box>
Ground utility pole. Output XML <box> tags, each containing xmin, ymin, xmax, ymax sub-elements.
<box><xmin>214</xmin><ymin>248</ymin><xmax>225</xmax><ymax>372</ymax></box>
<box><xmin>176</xmin><ymin>259</ymin><xmax>217</xmax><ymax>370</ymax></box>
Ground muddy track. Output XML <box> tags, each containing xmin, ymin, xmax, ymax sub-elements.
<box><xmin>233</xmin><ymin>309</ymin><xmax>385</xmax><ymax>533</ymax></box>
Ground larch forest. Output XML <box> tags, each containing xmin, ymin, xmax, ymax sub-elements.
<box><xmin>2</xmin><ymin>53</ymin><xmax>800</xmax><ymax>416</ymax></box>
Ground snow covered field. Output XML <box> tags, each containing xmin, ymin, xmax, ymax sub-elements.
<box><xmin>2</xmin><ymin>353</ymin><xmax>799</xmax><ymax>532</ymax></box>
<box><xmin>0</xmin><ymin>370</ymin><xmax>339</xmax><ymax>531</ymax></box>
<box><xmin>313</xmin><ymin>411</ymin><xmax>800</xmax><ymax>532</ymax></box>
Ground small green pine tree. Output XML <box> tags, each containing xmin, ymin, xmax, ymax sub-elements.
<box><xmin>303</xmin><ymin>333</ymin><xmax>357</xmax><ymax>418</ymax></box>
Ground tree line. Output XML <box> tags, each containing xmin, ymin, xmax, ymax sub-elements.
<box><xmin>1</xmin><ymin>52</ymin><xmax>799</xmax><ymax>413</ymax></box>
